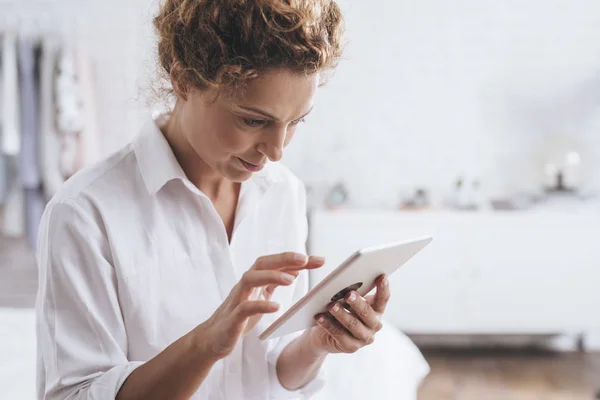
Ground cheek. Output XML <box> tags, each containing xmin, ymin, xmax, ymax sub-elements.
<box><xmin>217</xmin><ymin>125</ymin><xmax>251</xmax><ymax>151</ymax></box>
<box><xmin>182</xmin><ymin>105</ymin><xmax>247</xmax><ymax>156</ymax></box>
<box><xmin>212</xmin><ymin>113</ymin><xmax>256</xmax><ymax>154</ymax></box>
<box><xmin>283</xmin><ymin>129</ymin><xmax>296</xmax><ymax>147</ymax></box>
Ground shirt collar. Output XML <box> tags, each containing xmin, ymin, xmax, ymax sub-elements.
<box><xmin>134</xmin><ymin>116</ymin><xmax>283</xmax><ymax>196</ymax></box>
<box><xmin>134</xmin><ymin>117</ymin><xmax>187</xmax><ymax>196</ymax></box>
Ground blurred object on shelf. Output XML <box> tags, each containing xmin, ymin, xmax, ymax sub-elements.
<box><xmin>537</xmin><ymin>131</ymin><xmax>585</xmax><ymax>195</ymax></box>
<box><xmin>490</xmin><ymin>187</ymin><xmax>599</xmax><ymax>212</ymax></box>
<box><xmin>447</xmin><ymin>176</ymin><xmax>487</xmax><ymax>211</ymax></box>
<box><xmin>490</xmin><ymin>193</ymin><xmax>535</xmax><ymax>211</ymax></box>
<box><xmin>325</xmin><ymin>182</ymin><xmax>349</xmax><ymax>210</ymax></box>
<box><xmin>543</xmin><ymin>150</ymin><xmax>582</xmax><ymax>194</ymax></box>
<box><xmin>399</xmin><ymin>187</ymin><xmax>431</xmax><ymax>211</ymax></box>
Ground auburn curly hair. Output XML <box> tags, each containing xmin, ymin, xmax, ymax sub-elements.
<box><xmin>153</xmin><ymin>0</ymin><xmax>345</xmax><ymax>95</ymax></box>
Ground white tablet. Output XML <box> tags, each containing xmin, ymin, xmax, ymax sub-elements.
<box><xmin>258</xmin><ymin>236</ymin><xmax>433</xmax><ymax>341</ymax></box>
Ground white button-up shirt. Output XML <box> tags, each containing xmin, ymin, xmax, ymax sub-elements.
<box><xmin>35</xmin><ymin>118</ymin><xmax>325</xmax><ymax>399</ymax></box>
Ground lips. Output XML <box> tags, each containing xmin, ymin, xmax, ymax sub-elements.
<box><xmin>238</xmin><ymin>158</ymin><xmax>264</xmax><ymax>172</ymax></box>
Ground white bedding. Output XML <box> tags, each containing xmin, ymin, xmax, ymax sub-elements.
<box><xmin>314</xmin><ymin>320</ymin><xmax>430</xmax><ymax>400</ymax></box>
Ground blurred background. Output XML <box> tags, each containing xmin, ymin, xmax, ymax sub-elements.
<box><xmin>1</xmin><ymin>0</ymin><xmax>599</xmax><ymax>399</ymax></box>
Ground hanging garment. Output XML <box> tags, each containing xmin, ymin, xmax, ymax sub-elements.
<box><xmin>73</xmin><ymin>40</ymin><xmax>99</xmax><ymax>170</ymax></box>
<box><xmin>1</xmin><ymin>32</ymin><xmax>25</xmax><ymax>237</ymax></box>
<box><xmin>18</xmin><ymin>37</ymin><xmax>44</xmax><ymax>249</ymax></box>
<box><xmin>39</xmin><ymin>37</ymin><xmax>64</xmax><ymax>201</ymax></box>
<box><xmin>55</xmin><ymin>45</ymin><xmax>83</xmax><ymax>179</ymax></box>
<box><xmin>18</xmin><ymin>36</ymin><xmax>42</xmax><ymax>188</ymax></box>
<box><xmin>18</xmin><ymin>37</ymin><xmax>45</xmax><ymax>248</ymax></box>
<box><xmin>0</xmin><ymin>35</ymin><xmax>8</xmax><ymax>205</ymax></box>
<box><xmin>1</xmin><ymin>31</ymin><xmax>20</xmax><ymax>156</ymax></box>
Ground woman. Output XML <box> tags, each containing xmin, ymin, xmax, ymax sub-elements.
<box><xmin>36</xmin><ymin>1</ymin><xmax>391</xmax><ymax>399</ymax></box>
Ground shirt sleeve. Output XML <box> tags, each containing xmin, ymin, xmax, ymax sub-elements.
<box><xmin>36</xmin><ymin>199</ymin><xmax>143</xmax><ymax>399</ymax></box>
<box><xmin>266</xmin><ymin>271</ymin><xmax>326</xmax><ymax>399</ymax></box>
<box><xmin>265</xmin><ymin>179</ymin><xmax>326</xmax><ymax>399</ymax></box>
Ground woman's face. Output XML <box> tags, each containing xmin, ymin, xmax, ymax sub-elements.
<box><xmin>177</xmin><ymin>68</ymin><xmax>319</xmax><ymax>182</ymax></box>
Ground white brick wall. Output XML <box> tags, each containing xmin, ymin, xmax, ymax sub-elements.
<box><xmin>5</xmin><ymin>0</ymin><xmax>600</xmax><ymax>208</ymax></box>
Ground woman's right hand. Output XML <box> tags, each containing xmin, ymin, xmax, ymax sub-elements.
<box><xmin>194</xmin><ymin>252</ymin><xmax>324</xmax><ymax>360</ymax></box>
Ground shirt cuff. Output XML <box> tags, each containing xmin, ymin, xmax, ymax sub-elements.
<box><xmin>266</xmin><ymin>332</ymin><xmax>326</xmax><ymax>400</ymax></box>
<box><xmin>85</xmin><ymin>361</ymin><xmax>145</xmax><ymax>398</ymax></box>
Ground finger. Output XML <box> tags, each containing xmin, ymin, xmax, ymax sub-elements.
<box><xmin>304</xmin><ymin>256</ymin><xmax>326</xmax><ymax>270</ymax></box>
<box><xmin>263</xmin><ymin>284</ymin><xmax>277</xmax><ymax>300</ymax></box>
<box><xmin>237</xmin><ymin>270</ymin><xmax>297</xmax><ymax>299</ymax></box>
<box><xmin>345</xmin><ymin>291</ymin><xmax>383</xmax><ymax>331</ymax></box>
<box><xmin>315</xmin><ymin>314</ymin><xmax>364</xmax><ymax>353</ymax></box>
<box><xmin>258</xmin><ymin>256</ymin><xmax>325</xmax><ymax>301</ymax></box>
<box><xmin>234</xmin><ymin>300</ymin><xmax>280</xmax><ymax>319</ymax></box>
<box><xmin>242</xmin><ymin>269</ymin><xmax>297</xmax><ymax>287</ymax></box>
<box><xmin>328</xmin><ymin>301</ymin><xmax>375</xmax><ymax>344</ymax></box>
<box><xmin>371</xmin><ymin>275</ymin><xmax>391</xmax><ymax>314</ymax></box>
<box><xmin>261</xmin><ymin>271</ymin><xmax>299</xmax><ymax>300</ymax></box>
<box><xmin>253</xmin><ymin>252</ymin><xmax>308</xmax><ymax>271</ymax></box>
<box><xmin>253</xmin><ymin>253</ymin><xmax>325</xmax><ymax>272</ymax></box>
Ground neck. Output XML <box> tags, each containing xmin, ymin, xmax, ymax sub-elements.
<box><xmin>160</xmin><ymin>109</ymin><xmax>235</xmax><ymax>200</ymax></box>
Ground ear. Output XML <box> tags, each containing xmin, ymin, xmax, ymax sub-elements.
<box><xmin>169</xmin><ymin>61</ymin><xmax>189</xmax><ymax>101</ymax></box>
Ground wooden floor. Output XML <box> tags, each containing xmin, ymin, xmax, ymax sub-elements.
<box><xmin>418</xmin><ymin>348</ymin><xmax>600</xmax><ymax>400</ymax></box>
<box><xmin>2</xmin><ymin>236</ymin><xmax>600</xmax><ymax>399</ymax></box>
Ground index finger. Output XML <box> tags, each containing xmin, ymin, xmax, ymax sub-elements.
<box><xmin>371</xmin><ymin>274</ymin><xmax>390</xmax><ymax>313</ymax></box>
<box><xmin>253</xmin><ymin>253</ymin><xmax>325</xmax><ymax>271</ymax></box>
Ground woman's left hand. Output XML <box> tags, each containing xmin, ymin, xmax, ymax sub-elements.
<box><xmin>307</xmin><ymin>274</ymin><xmax>390</xmax><ymax>355</ymax></box>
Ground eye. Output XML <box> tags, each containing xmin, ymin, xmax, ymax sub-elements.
<box><xmin>290</xmin><ymin>118</ymin><xmax>306</xmax><ymax>126</ymax></box>
<box><xmin>243</xmin><ymin>118</ymin><xmax>267</xmax><ymax>128</ymax></box>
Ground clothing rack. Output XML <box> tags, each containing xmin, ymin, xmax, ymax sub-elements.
<box><xmin>0</xmin><ymin>2</ymin><xmax>98</xmax><ymax>250</ymax></box>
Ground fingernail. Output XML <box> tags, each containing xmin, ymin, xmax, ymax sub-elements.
<box><xmin>348</xmin><ymin>292</ymin><xmax>356</xmax><ymax>302</ymax></box>
<box><xmin>331</xmin><ymin>303</ymin><xmax>340</xmax><ymax>312</ymax></box>
<box><xmin>294</xmin><ymin>253</ymin><xmax>308</xmax><ymax>262</ymax></box>
<box><xmin>382</xmin><ymin>276</ymin><xmax>388</xmax><ymax>285</ymax></box>
<box><xmin>316</xmin><ymin>315</ymin><xmax>325</xmax><ymax>323</ymax></box>
<box><xmin>311</xmin><ymin>256</ymin><xmax>325</xmax><ymax>263</ymax></box>
<box><xmin>281</xmin><ymin>273</ymin><xmax>295</xmax><ymax>283</ymax></box>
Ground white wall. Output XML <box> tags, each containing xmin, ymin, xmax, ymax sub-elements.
<box><xmin>284</xmin><ymin>0</ymin><xmax>600</xmax><ymax>208</ymax></box>
<box><xmin>7</xmin><ymin>0</ymin><xmax>600</xmax><ymax>208</ymax></box>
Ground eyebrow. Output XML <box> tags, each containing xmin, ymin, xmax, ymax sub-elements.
<box><xmin>237</xmin><ymin>105</ymin><xmax>314</xmax><ymax>122</ymax></box>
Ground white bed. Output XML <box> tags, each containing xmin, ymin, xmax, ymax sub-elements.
<box><xmin>314</xmin><ymin>319</ymin><xmax>430</xmax><ymax>400</ymax></box>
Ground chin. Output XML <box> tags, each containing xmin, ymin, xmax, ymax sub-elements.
<box><xmin>222</xmin><ymin>165</ymin><xmax>253</xmax><ymax>183</ymax></box>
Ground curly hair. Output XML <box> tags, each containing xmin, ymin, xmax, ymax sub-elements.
<box><xmin>153</xmin><ymin>0</ymin><xmax>345</xmax><ymax>95</ymax></box>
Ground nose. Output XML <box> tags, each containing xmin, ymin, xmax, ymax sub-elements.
<box><xmin>258</xmin><ymin>126</ymin><xmax>287</xmax><ymax>162</ymax></box>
